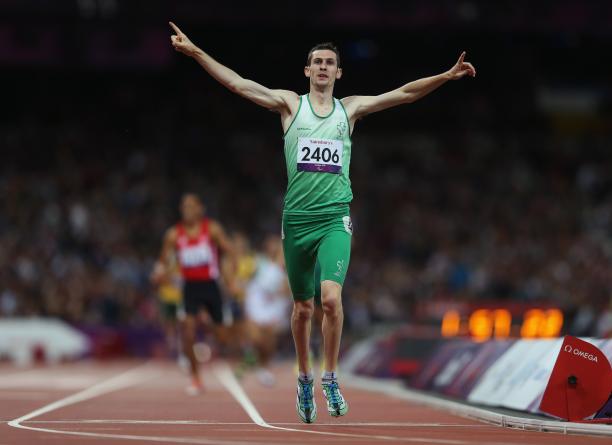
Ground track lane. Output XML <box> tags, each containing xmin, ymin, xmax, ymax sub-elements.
<box><xmin>2</xmin><ymin>361</ymin><xmax>610</xmax><ymax>445</ymax></box>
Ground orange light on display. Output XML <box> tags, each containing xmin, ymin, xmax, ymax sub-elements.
<box><xmin>520</xmin><ymin>309</ymin><xmax>544</xmax><ymax>338</ymax></box>
<box><xmin>541</xmin><ymin>309</ymin><xmax>564</xmax><ymax>337</ymax></box>
<box><xmin>492</xmin><ymin>309</ymin><xmax>512</xmax><ymax>338</ymax></box>
<box><xmin>521</xmin><ymin>308</ymin><xmax>564</xmax><ymax>338</ymax></box>
<box><xmin>441</xmin><ymin>310</ymin><xmax>461</xmax><ymax>337</ymax></box>
<box><xmin>468</xmin><ymin>309</ymin><xmax>494</xmax><ymax>342</ymax></box>
<box><xmin>441</xmin><ymin>307</ymin><xmax>564</xmax><ymax>340</ymax></box>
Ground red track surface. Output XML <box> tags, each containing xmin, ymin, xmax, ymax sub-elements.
<box><xmin>0</xmin><ymin>361</ymin><xmax>609</xmax><ymax>445</ymax></box>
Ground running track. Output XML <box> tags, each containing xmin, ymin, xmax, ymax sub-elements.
<box><xmin>0</xmin><ymin>361</ymin><xmax>609</xmax><ymax>445</ymax></box>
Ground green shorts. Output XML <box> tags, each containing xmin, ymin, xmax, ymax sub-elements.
<box><xmin>282</xmin><ymin>208</ymin><xmax>352</xmax><ymax>301</ymax></box>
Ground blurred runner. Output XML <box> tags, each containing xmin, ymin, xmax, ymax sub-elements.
<box><xmin>245</xmin><ymin>235</ymin><xmax>291</xmax><ymax>386</ymax></box>
<box><xmin>152</xmin><ymin>193</ymin><xmax>236</xmax><ymax>395</ymax></box>
<box><xmin>222</xmin><ymin>232</ymin><xmax>257</xmax><ymax>361</ymax></box>
<box><xmin>151</xmin><ymin>261</ymin><xmax>183</xmax><ymax>358</ymax></box>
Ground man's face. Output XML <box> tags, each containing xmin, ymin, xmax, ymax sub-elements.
<box><xmin>305</xmin><ymin>50</ymin><xmax>342</xmax><ymax>88</ymax></box>
<box><xmin>180</xmin><ymin>195</ymin><xmax>204</xmax><ymax>223</ymax></box>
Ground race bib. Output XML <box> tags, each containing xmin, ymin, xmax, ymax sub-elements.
<box><xmin>297</xmin><ymin>137</ymin><xmax>343</xmax><ymax>174</ymax></box>
<box><xmin>179</xmin><ymin>244</ymin><xmax>213</xmax><ymax>267</ymax></box>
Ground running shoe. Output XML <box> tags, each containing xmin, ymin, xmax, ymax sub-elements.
<box><xmin>322</xmin><ymin>380</ymin><xmax>348</xmax><ymax>417</ymax></box>
<box><xmin>296</xmin><ymin>378</ymin><xmax>317</xmax><ymax>423</ymax></box>
<box><xmin>185</xmin><ymin>377</ymin><xmax>204</xmax><ymax>396</ymax></box>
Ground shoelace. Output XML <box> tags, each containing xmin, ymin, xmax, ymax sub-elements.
<box><xmin>299</xmin><ymin>381</ymin><xmax>314</xmax><ymax>409</ymax></box>
<box><xmin>324</xmin><ymin>381</ymin><xmax>341</xmax><ymax>405</ymax></box>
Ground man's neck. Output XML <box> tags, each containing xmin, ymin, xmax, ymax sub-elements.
<box><xmin>308</xmin><ymin>86</ymin><xmax>334</xmax><ymax>105</ymax></box>
<box><xmin>183</xmin><ymin>219</ymin><xmax>201</xmax><ymax>231</ymax></box>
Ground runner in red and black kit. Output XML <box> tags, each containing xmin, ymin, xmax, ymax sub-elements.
<box><xmin>152</xmin><ymin>193</ymin><xmax>237</xmax><ymax>394</ymax></box>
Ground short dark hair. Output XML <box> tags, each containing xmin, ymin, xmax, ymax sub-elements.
<box><xmin>181</xmin><ymin>192</ymin><xmax>202</xmax><ymax>205</ymax></box>
<box><xmin>306</xmin><ymin>42</ymin><xmax>341</xmax><ymax>67</ymax></box>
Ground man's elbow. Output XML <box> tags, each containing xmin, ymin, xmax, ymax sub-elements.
<box><xmin>402</xmin><ymin>92</ymin><xmax>417</xmax><ymax>104</ymax></box>
<box><xmin>226</xmin><ymin>76</ymin><xmax>250</xmax><ymax>95</ymax></box>
<box><xmin>227</xmin><ymin>80</ymin><xmax>244</xmax><ymax>95</ymax></box>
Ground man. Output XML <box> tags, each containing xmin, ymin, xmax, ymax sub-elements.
<box><xmin>152</xmin><ymin>193</ymin><xmax>236</xmax><ymax>395</ymax></box>
<box><xmin>168</xmin><ymin>22</ymin><xmax>476</xmax><ymax>422</ymax></box>
<box><xmin>150</xmin><ymin>260</ymin><xmax>182</xmax><ymax>358</ymax></box>
<box><xmin>244</xmin><ymin>235</ymin><xmax>291</xmax><ymax>387</ymax></box>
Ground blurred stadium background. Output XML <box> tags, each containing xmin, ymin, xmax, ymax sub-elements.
<box><xmin>1</xmin><ymin>0</ymin><xmax>611</xmax><ymax>368</ymax></box>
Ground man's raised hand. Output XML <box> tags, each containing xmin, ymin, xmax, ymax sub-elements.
<box><xmin>169</xmin><ymin>22</ymin><xmax>198</xmax><ymax>57</ymax></box>
<box><xmin>448</xmin><ymin>51</ymin><xmax>476</xmax><ymax>80</ymax></box>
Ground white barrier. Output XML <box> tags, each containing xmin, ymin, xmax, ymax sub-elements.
<box><xmin>0</xmin><ymin>318</ymin><xmax>90</xmax><ymax>366</ymax></box>
<box><xmin>467</xmin><ymin>338</ymin><xmax>612</xmax><ymax>414</ymax></box>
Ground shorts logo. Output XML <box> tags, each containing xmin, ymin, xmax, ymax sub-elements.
<box><xmin>334</xmin><ymin>259</ymin><xmax>345</xmax><ymax>277</ymax></box>
<box><xmin>342</xmin><ymin>216</ymin><xmax>353</xmax><ymax>235</ymax></box>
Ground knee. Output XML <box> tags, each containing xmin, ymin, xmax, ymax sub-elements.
<box><xmin>321</xmin><ymin>292</ymin><xmax>342</xmax><ymax>317</ymax></box>
<box><xmin>292</xmin><ymin>301</ymin><xmax>314</xmax><ymax>322</ymax></box>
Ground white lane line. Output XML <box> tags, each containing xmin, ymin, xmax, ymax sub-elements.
<box><xmin>22</xmin><ymin>419</ymin><xmax>491</xmax><ymax>427</ymax></box>
<box><xmin>214</xmin><ymin>363</ymin><xmax>488</xmax><ymax>445</ymax></box>
<box><xmin>8</xmin><ymin>363</ymin><xmax>157</xmax><ymax>428</ymax></box>
<box><xmin>6</xmin><ymin>364</ymin><xmax>270</xmax><ymax>445</ymax></box>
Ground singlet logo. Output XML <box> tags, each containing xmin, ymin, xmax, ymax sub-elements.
<box><xmin>342</xmin><ymin>216</ymin><xmax>353</xmax><ymax>235</ymax></box>
<box><xmin>336</xmin><ymin>121</ymin><xmax>347</xmax><ymax>138</ymax></box>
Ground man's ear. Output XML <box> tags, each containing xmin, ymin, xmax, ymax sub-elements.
<box><xmin>336</xmin><ymin>67</ymin><xmax>342</xmax><ymax>79</ymax></box>
<box><xmin>304</xmin><ymin>66</ymin><xmax>311</xmax><ymax>78</ymax></box>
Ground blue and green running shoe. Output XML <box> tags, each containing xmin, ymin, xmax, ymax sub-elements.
<box><xmin>296</xmin><ymin>378</ymin><xmax>317</xmax><ymax>423</ymax></box>
<box><xmin>322</xmin><ymin>380</ymin><xmax>348</xmax><ymax>417</ymax></box>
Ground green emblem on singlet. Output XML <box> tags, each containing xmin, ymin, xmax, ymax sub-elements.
<box><xmin>283</xmin><ymin>94</ymin><xmax>353</xmax><ymax>215</ymax></box>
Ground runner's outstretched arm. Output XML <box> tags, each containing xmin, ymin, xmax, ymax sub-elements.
<box><xmin>169</xmin><ymin>22</ymin><xmax>297</xmax><ymax>113</ymax></box>
<box><xmin>342</xmin><ymin>51</ymin><xmax>476</xmax><ymax>121</ymax></box>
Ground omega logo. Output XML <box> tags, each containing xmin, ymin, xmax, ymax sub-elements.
<box><xmin>563</xmin><ymin>345</ymin><xmax>598</xmax><ymax>362</ymax></box>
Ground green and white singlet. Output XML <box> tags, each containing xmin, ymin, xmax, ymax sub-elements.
<box><xmin>283</xmin><ymin>94</ymin><xmax>353</xmax><ymax>215</ymax></box>
<box><xmin>281</xmin><ymin>93</ymin><xmax>354</xmax><ymax>300</ymax></box>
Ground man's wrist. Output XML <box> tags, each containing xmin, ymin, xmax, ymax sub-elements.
<box><xmin>191</xmin><ymin>47</ymin><xmax>204</xmax><ymax>58</ymax></box>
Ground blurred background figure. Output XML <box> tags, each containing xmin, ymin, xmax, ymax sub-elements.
<box><xmin>152</xmin><ymin>193</ymin><xmax>237</xmax><ymax>395</ymax></box>
<box><xmin>150</xmin><ymin>260</ymin><xmax>183</xmax><ymax>358</ymax></box>
<box><xmin>244</xmin><ymin>235</ymin><xmax>292</xmax><ymax>386</ymax></box>
<box><xmin>223</xmin><ymin>232</ymin><xmax>258</xmax><ymax>360</ymax></box>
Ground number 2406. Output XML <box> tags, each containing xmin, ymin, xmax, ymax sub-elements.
<box><xmin>301</xmin><ymin>146</ymin><xmax>340</xmax><ymax>163</ymax></box>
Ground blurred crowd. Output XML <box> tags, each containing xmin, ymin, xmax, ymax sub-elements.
<box><xmin>2</xmin><ymin>123</ymin><xmax>611</xmax><ymax>337</ymax></box>
<box><xmin>1</xmin><ymin>23</ymin><xmax>611</xmax><ymax>338</ymax></box>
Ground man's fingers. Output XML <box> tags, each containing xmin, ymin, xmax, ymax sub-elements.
<box><xmin>169</xmin><ymin>21</ymin><xmax>182</xmax><ymax>35</ymax></box>
<box><xmin>465</xmin><ymin>62</ymin><xmax>476</xmax><ymax>76</ymax></box>
<box><xmin>462</xmin><ymin>62</ymin><xmax>476</xmax><ymax>76</ymax></box>
<box><xmin>170</xmin><ymin>35</ymin><xmax>182</xmax><ymax>47</ymax></box>
<box><xmin>457</xmin><ymin>51</ymin><xmax>466</xmax><ymax>65</ymax></box>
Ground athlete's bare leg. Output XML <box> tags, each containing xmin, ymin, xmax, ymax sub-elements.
<box><xmin>181</xmin><ymin>315</ymin><xmax>199</xmax><ymax>380</ymax></box>
<box><xmin>163</xmin><ymin>318</ymin><xmax>178</xmax><ymax>356</ymax></box>
<box><xmin>292</xmin><ymin>299</ymin><xmax>314</xmax><ymax>375</ymax></box>
<box><xmin>320</xmin><ymin>280</ymin><xmax>343</xmax><ymax>373</ymax></box>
